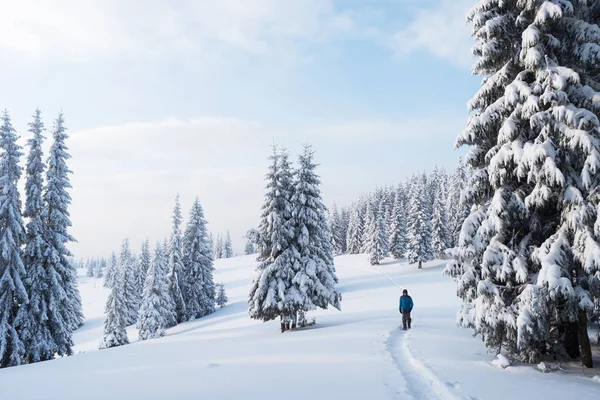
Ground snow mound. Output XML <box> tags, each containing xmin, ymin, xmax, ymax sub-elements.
<box><xmin>492</xmin><ymin>354</ymin><xmax>512</xmax><ymax>369</ymax></box>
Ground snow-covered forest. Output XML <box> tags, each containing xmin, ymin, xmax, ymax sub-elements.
<box><xmin>1</xmin><ymin>1</ymin><xmax>600</xmax><ymax>398</ymax></box>
<box><xmin>329</xmin><ymin>160</ymin><xmax>469</xmax><ymax>267</ymax></box>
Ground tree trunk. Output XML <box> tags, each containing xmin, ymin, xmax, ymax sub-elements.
<box><xmin>564</xmin><ymin>321</ymin><xmax>581</xmax><ymax>359</ymax></box>
<box><xmin>578</xmin><ymin>309</ymin><xmax>593</xmax><ymax>368</ymax></box>
<box><xmin>418</xmin><ymin>261</ymin><xmax>422</xmax><ymax>269</ymax></box>
<box><xmin>280</xmin><ymin>315</ymin><xmax>286</xmax><ymax>333</ymax></box>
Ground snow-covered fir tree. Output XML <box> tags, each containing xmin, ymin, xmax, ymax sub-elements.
<box><xmin>118</xmin><ymin>239</ymin><xmax>139</xmax><ymax>326</ymax></box>
<box><xmin>248</xmin><ymin>146</ymin><xmax>298</xmax><ymax>330</ymax></box>
<box><xmin>137</xmin><ymin>239</ymin><xmax>151</xmax><ymax>296</ymax></box>
<box><xmin>406</xmin><ymin>175</ymin><xmax>434</xmax><ymax>268</ymax></box>
<box><xmin>183</xmin><ymin>198</ymin><xmax>215</xmax><ymax>320</ymax></box>
<box><xmin>446</xmin><ymin>158</ymin><xmax>469</xmax><ymax>248</ymax></box>
<box><xmin>95</xmin><ymin>258</ymin><xmax>106</xmax><ymax>278</ymax></box>
<box><xmin>215</xmin><ymin>235</ymin><xmax>224</xmax><ymax>259</ymax></box>
<box><xmin>137</xmin><ymin>243</ymin><xmax>172</xmax><ymax>340</ymax></box>
<box><xmin>216</xmin><ymin>284</ymin><xmax>228</xmax><ymax>307</ymax></box>
<box><xmin>389</xmin><ymin>184</ymin><xmax>408</xmax><ymax>259</ymax></box>
<box><xmin>244</xmin><ymin>238</ymin><xmax>255</xmax><ymax>255</ymax></box>
<box><xmin>100</xmin><ymin>259</ymin><xmax>129</xmax><ymax>349</ymax></box>
<box><xmin>346</xmin><ymin>201</ymin><xmax>364</xmax><ymax>254</ymax></box>
<box><xmin>290</xmin><ymin>145</ymin><xmax>341</xmax><ymax>313</ymax></box>
<box><xmin>167</xmin><ymin>195</ymin><xmax>186</xmax><ymax>325</ymax></box>
<box><xmin>86</xmin><ymin>259</ymin><xmax>95</xmax><ymax>277</ymax></box>
<box><xmin>0</xmin><ymin>111</ymin><xmax>27</xmax><ymax>368</ymax></box>
<box><xmin>431</xmin><ymin>169</ymin><xmax>450</xmax><ymax>259</ymax></box>
<box><xmin>445</xmin><ymin>0</ymin><xmax>600</xmax><ymax>367</ymax></box>
<box><xmin>329</xmin><ymin>203</ymin><xmax>345</xmax><ymax>255</ymax></box>
<box><xmin>364</xmin><ymin>201</ymin><xmax>388</xmax><ymax>265</ymax></box>
<box><xmin>43</xmin><ymin>113</ymin><xmax>83</xmax><ymax>332</ymax></box>
<box><xmin>104</xmin><ymin>252</ymin><xmax>118</xmax><ymax>288</ymax></box>
<box><xmin>224</xmin><ymin>230</ymin><xmax>233</xmax><ymax>258</ymax></box>
<box><xmin>16</xmin><ymin>107</ymin><xmax>76</xmax><ymax>364</ymax></box>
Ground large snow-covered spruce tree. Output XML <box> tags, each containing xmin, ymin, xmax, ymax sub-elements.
<box><xmin>167</xmin><ymin>195</ymin><xmax>186</xmax><ymax>325</ymax></box>
<box><xmin>15</xmin><ymin>109</ymin><xmax>71</xmax><ymax>363</ymax></box>
<box><xmin>248</xmin><ymin>146</ymin><xmax>299</xmax><ymax>330</ymax></box>
<box><xmin>446</xmin><ymin>0</ymin><xmax>600</xmax><ymax>367</ymax></box>
<box><xmin>137</xmin><ymin>243</ymin><xmax>172</xmax><ymax>340</ymax></box>
<box><xmin>183</xmin><ymin>198</ymin><xmax>215</xmax><ymax>320</ymax></box>
<box><xmin>290</xmin><ymin>145</ymin><xmax>341</xmax><ymax>312</ymax></box>
<box><xmin>43</xmin><ymin>113</ymin><xmax>83</xmax><ymax>333</ymax></box>
<box><xmin>0</xmin><ymin>111</ymin><xmax>27</xmax><ymax>368</ymax></box>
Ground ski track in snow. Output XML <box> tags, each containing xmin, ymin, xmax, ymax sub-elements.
<box><xmin>343</xmin><ymin>259</ymin><xmax>463</xmax><ymax>400</ymax></box>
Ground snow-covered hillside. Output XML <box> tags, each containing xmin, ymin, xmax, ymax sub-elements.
<box><xmin>0</xmin><ymin>255</ymin><xmax>598</xmax><ymax>399</ymax></box>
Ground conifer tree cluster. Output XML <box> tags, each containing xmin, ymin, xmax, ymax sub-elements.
<box><xmin>445</xmin><ymin>0</ymin><xmax>600</xmax><ymax>368</ymax></box>
<box><xmin>211</xmin><ymin>231</ymin><xmax>234</xmax><ymax>259</ymax></box>
<box><xmin>0</xmin><ymin>109</ymin><xmax>80</xmax><ymax>368</ymax></box>
<box><xmin>248</xmin><ymin>145</ymin><xmax>341</xmax><ymax>332</ymax></box>
<box><xmin>101</xmin><ymin>196</ymin><xmax>221</xmax><ymax>346</ymax></box>
<box><xmin>329</xmin><ymin>161</ymin><xmax>468</xmax><ymax>266</ymax></box>
<box><xmin>79</xmin><ymin>257</ymin><xmax>108</xmax><ymax>278</ymax></box>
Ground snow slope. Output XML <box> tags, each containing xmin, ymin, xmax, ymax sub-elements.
<box><xmin>0</xmin><ymin>255</ymin><xmax>598</xmax><ymax>399</ymax></box>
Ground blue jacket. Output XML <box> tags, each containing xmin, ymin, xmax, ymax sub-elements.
<box><xmin>399</xmin><ymin>295</ymin><xmax>413</xmax><ymax>312</ymax></box>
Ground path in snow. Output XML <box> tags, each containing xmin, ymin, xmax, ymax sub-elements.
<box><xmin>342</xmin><ymin>259</ymin><xmax>463</xmax><ymax>400</ymax></box>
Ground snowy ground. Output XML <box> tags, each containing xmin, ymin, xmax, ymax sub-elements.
<box><xmin>0</xmin><ymin>255</ymin><xmax>599</xmax><ymax>399</ymax></box>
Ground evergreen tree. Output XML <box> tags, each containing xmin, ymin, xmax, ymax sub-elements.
<box><xmin>137</xmin><ymin>240</ymin><xmax>151</xmax><ymax>296</ymax></box>
<box><xmin>446</xmin><ymin>158</ymin><xmax>470</xmax><ymax>248</ymax></box>
<box><xmin>119</xmin><ymin>239</ymin><xmax>138</xmax><ymax>326</ymax></box>
<box><xmin>248</xmin><ymin>146</ymin><xmax>298</xmax><ymax>330</ymax></box>
<box><xmin>365</xmin><ymin>201</ymin><xmax>388</xmax><ymax>265</ymax></box>
<box><xmin>104</xmin><ymin>252</ymin><xmax>118</xmax><ymax>288</ymax></box>
<box><xmin>406</xmin><ymin>175</ymin><xmax>434</xmax><ymax>268</ymax></box>
<box><xmin>99</xmin><ymin>261</ymin><xmax>129</xmax><ymax>349</ymax></box>
<box><xmin>389</xmin><ymin>184</ymin><xmax>408</xmax><ymax>259</ymax></box>
<box><xmin>0</xmin><ymin>111</ymin><xmax>27</xmax><ymax>367</ymax></box>
<box><xmin>183</xmin><ymin>198</ymin><xmax>215</xmax><ymax>320</ymax></box>
<box><xmin>86</xmin><ymin>259</ymin><xmax>95</xmax><ymax>277</ymax></box>
<box><xmin>290</xmin><ymin>145</ymin><xmax>341</xmax><ymax>313</ymax></box>
<box><xmin>445</xmin><ymin>0</ymin><xmax>600</xmax><ymax>367</ymax></box>
<box><xmin>216</xmin><ymin>284</ymin><xmax>228</xmax><ymax>307</ymax></box>
<box><xmin>346</xmin><ymin>202</ymin><xmax>364</xmax><ymax>254</ymax></box>
<box><xmin>339</xmin><ymin>207</ymin><xmax>350</xmax><ymax>253</ymax></box>
<box><xmin>137</xmin><ymin>243</ymin><xmax>172</xmax><ymax>340</ymax></box>
<box><xmin>208</xmin><ymin>232</ymin><xmax>215</xmax><ymax>260</ymax></box>
<box><xmin>329</xmin><ymin>203</ymin><xmax>345</xmax><ymax>255</ymax></box>
<box><xmin>244</xmin><ymin>239</ymin><xmax>255</xmax><ymax>255</ymax></box>
<box><xmin>95</xmin><ymin>258</ymin><xmax>106</xmax><ymax>278</ymax></box>
<box><xmin>215</xmin><ymin>235</ymin><xmax>224</xmax><ymax>259</ymax></box>
<box><xmin>43</xmin><ymin>113</ymin><xmax>83</xmax><ymax>332</ymax></box>
<box><xmin>224</xmin><ymin>230</ymin><xmax>233</xmax><ymax>258</ymax></box>
<box><xmin>431</xmin><ymin>171</ymin><xmax>450</xmax><ymax>259</ymax></box>
<box><xmin>167</xmin><ymin>195</ymin><xmax>186</xmax><ymax>325</ymax></box>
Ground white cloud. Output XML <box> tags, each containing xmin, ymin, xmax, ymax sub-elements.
<box><xmin>0</xmin><ymin>0</ymin><xmax>352</xmax><ymax>61</ymax></box>
<box><xmin>393</xmin><ymin>0</ymin><xmax>473</xmax><ymax>68</ymax></box>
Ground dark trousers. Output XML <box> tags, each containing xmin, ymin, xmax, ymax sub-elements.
<box><xmin>402</xmin><ymin>310</ymin><xmax>412</xmax><ymax>329</ymax></box>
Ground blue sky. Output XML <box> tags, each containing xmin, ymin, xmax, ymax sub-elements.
<box><xmin>0</xmin><ymin>0</ymin><xmax>478</xmax><ymax>257</ymax></box>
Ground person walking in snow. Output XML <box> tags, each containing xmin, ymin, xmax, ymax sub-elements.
<box><xmin>399</xmin><ymin>289</ymin><xmax>413</xmax><ymax>330</ymax></box>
